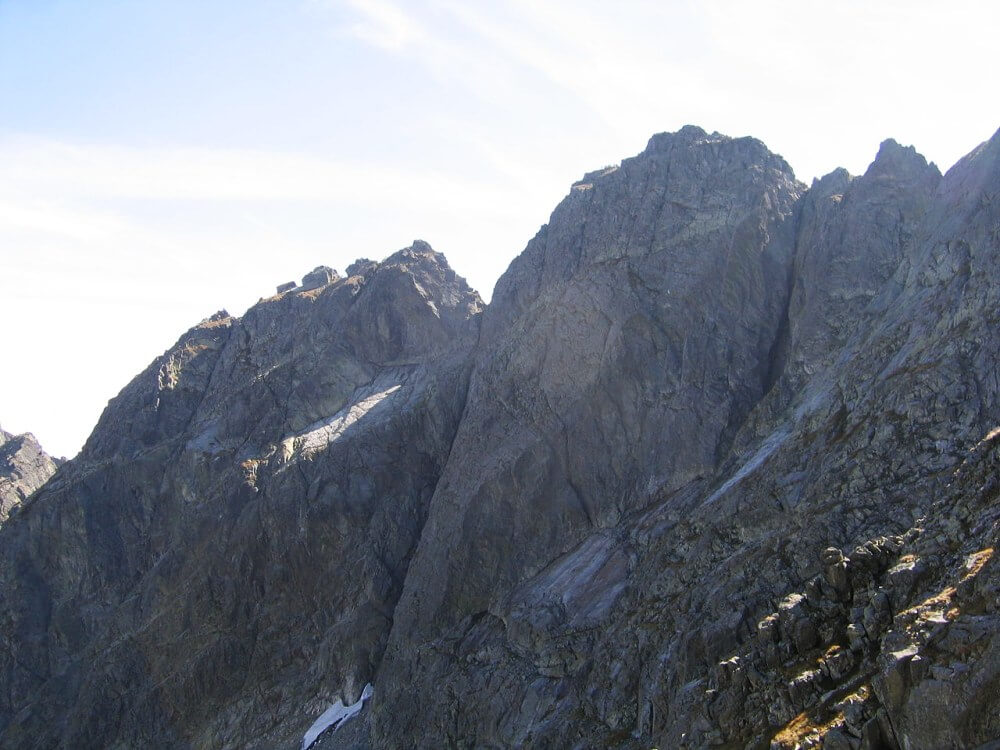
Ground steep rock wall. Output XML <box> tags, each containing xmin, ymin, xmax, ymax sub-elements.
<box><xmin>3</xmin><ymin>126</ymin><xmax>1000</xmax><ymax>750</ymax></box>
<box><xmin>0</xmin><ymin>244</ymin><xmax>481</xmax><ymax>749</ymax></box>
<box><xmin>367</xmin><ymin>128</ymin><xmax>1000</xmax><ymax>749</ymax></box>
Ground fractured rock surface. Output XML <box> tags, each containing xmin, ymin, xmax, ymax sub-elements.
<box><xmin>3</xmin><ymin>126</ymin><xmax>1000</xmax><ymax>750</ymax></box>
<box><xmin>0</xmin><ymin>427</ymin><xmax>58</xmax><ymax>525</ymax></box>
<box><xmin>0</xmin><ymin>243</ymin><xmax>481</xmax><ymax>749</ymax></box>
<box><xmin>370</xmin><ymin>126</ymin><xmax>1000</xmax><ymax>749</ymax></box>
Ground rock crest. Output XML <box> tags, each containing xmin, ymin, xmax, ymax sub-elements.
<box><xmin>0</xmin><ymin>427</ymin><xmax>58</xmax><ymax>525</ymax></box>
<box><xmin>2</xmin><ymin>129</ymin><xmax>1000</xmax><ymax>750</ymax></box>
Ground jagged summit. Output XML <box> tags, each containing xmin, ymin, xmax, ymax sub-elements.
<box><xmin>3</xmin><ymin>127</ymin><xmax>1000</xmax><ymax>750</ymax></box>
<box><xmin>0</xmin><ymin>234</ymin><xmax>484</xmax><ymax>749</ymax></box>
<box><xmin>0</xmin><ymin>426</ymin><xmax>58</xmax><ymax>525</ymax></box>
<box><xmin>365</xmin><ymin>239</ymin><xmax>470</xmax><ymax>285</ymax></box>
<box><xmin>642</xmin><ymin>125</ymin><xmax>798</xmax><ymax>177</ymax></box>
<box><xmin>576</xmin><ymin>125</ymin><xmax>799</xmax><ymax>194</ymax></box>
<box><xmin>810</xmin><ymin>165</ymin><xmax>853</xmax><ymax>192</ymax></box>
<box><xmin>79</xmin><ymin>239</ymin><xmax>481</xmax><ymax>465</ymax></box>
<box><xmin>276</xmin><ymin>241</ymin><xmax>472</xmax><ymax>298</ymax></box>
<box><xmin>865</xmin><ymin>137</ymin><xmax>941</xmax><ymax>182</ymax></box>
<box><xmin>643</xmin><ymin>122</ymin><xmax>713</xmax><ymax>151</ymax></box>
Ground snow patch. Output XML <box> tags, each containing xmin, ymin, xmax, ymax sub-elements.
<box><xmin>703</xmin><ymin>426</ymin><xmax>790</xmax><ymax>506</ymax></box>
<box><xmin>291</xmin><ymin>384</ymin><xmax>402</xmax><ymax>456</ymax></box>
<box><xmin>302</xmin><ymin>683</ymin><xmax>373</xmax><ymax>750</ymax></box>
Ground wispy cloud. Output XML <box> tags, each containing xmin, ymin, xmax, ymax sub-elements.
<box><xmin>341</xmin><ymin>0</ymin><xmax>426</xmax><ymax>51</ymax></box>
<box><xmin>0</xmin><ymin>198</ymin><xmax>131</xmax><ymax>243</ymax></box>
<box><xmin>334</xmin><ymin>0</ymin><xmax>707</xmax><ymax>139</ymax></box>
<box><xmin>0</xmin><ymin>135</ymin><xmax>530</xmax><ymax>210</ymax></box>
<box><xmin>331</xmin><ymin>0</ymin><xmax>1000</xmax><ymax>181</ymax></box>
<box><xmin>0</xmin><ymin>133</ymin><xmax>559</xmax><ymax>313</ymax></box>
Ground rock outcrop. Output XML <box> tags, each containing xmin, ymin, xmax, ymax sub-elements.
<box><xmin>376</xmin><ymin>125</ymin><xmax>806</xmax><ymax>743</ymax></box>
<box><xmin>0</xmin><ymin>243</ymin><xmax>482</xmax><ymax>749</ymax></box>
<box><xmin>369</xmin><ymin>126</ymin><xmax>1000</xmax><ymax>749</ymax></box>
<box><xmin>0</xmin><ymin>427</ymin><xmax>58</xmax><ymax>525</ymax></box>
<box><xmin>2</xmin><ymin>126</ymin><xmax>1000</xmax><ymax>750</ymax></box>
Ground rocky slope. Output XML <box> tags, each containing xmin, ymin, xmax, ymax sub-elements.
<box><xmin>0</xmin><ymin>427</ymin><xmax>59</xmax><ymax>525</ymax></box>
<box><xmin>0</xmin><ymin>245</ymin><xmax>482</xmax><ymax>749</ymax></box>
<box><xmin>2</xmin><ymin>126</ymin><xmax>1000</xmax><ymax>750</ymax></box>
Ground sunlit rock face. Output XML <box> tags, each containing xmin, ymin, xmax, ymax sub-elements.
<box><xmin>4</xmin><ymin>126</ymin><xmax>1000</xmax><ymax>750</ymax></box>
<box><xmin>0</xmin><ymin>427</ymin><xmax>58</xmax><ymax>525</ymax></box>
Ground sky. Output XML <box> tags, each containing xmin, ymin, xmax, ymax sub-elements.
<box><xmin>1</xmin><ymin>0</ymin><xmax>998</xmax><ymax>458</ymax></box>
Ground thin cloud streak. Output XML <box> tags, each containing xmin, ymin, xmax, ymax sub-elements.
<box><xmin>0</xmin><ymin>136</ymin><xmax>526</xmax><ymax>210</ymax></box>
<box><xmin>334</xmin><ymin>0</ymin><xmax>1000</xmax><ymax>181</ymax></box>
<box><xmin>342</xmin><ymin>0</ymin><xmax>427</xmax><ymax>51</ymax></box>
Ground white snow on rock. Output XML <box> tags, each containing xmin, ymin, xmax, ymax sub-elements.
<box><xmin>703</xmin><ymin>425</ymin><xmax>790</xmax><ymax>506</ymax></box>
<box><xmin>288</xmin><ymin>382</ymin><xmax>403</xmax><ymax>457</ymax></box>
<box><xmin>301</xmin><ymin>683</ymin><xmax>374</xmax><ymax>750</ymax></box>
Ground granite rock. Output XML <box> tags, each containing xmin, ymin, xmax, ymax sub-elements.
<box><xmin>0</xmin><ymin>427</ymin><xmax>58</xmax><ymax>525</ymax></box>
<box><xmin>0</xmin><ymin>244</ymin><xmax>481</xmax><ymax>749</ymax></box>
<box><xmin>3</xmin><ymin>126</ymin><xmax>1000</xmax><ymax>750</ymax></box>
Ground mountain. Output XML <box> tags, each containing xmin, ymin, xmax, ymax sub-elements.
<box><xmin>0</xmin><ymin>426</ymin><xmax>59</xmax><ymax>525</ymax></box>
<box><xmin>1</xmin><ymin>126</ymin><xmax>999</xmax><ymax>750</ymax></box>
<box><xmin>0</xmin><ymin>247</ymin><xmax>482</xmax><ymax>749</ymax></box>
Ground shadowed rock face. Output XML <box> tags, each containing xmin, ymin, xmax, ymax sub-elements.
<box><xmin>730</xmin><ymin>138</ymin><xmax>943</xmax><ymax>452</ymax></box>
<box><xmin>0</xmin><ymin>243</ymin><xmax>482</xmax><ymax>749</ymax></box>
<box><xmin>4</xmin><ymin>126</ymin><xmax>1000</xmax><ymax>750</ymax></box>
<box><xmin>375</xmin><ymin>125</ymin><xmax>805</xmax><ymax>738</ymax></box>
<box><xmin>369</xmin><ymin>127</ymin><xmax>1000</xmax><ymax>749</ymax></box>
<box><xmin>0</xmin><ymin>428</ymin><xmax>58</xmax><ymax>525</ymax></box>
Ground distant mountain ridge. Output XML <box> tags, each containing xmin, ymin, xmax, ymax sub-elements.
<box><xmin>1</xmin><ymin>125</ymin><xmax>999</xmax><ymax>749</ymax></box>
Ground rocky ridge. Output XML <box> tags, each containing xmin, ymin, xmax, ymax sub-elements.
<box><xmin>0</xmin><ymin>244</ymin><xmax>482</xmax><ymax>749</ymax></box>
<box><xmin>0</xmin><ymin>427</ymin><xmax>59</xmax><ymax>525</ymax></box>
<box><xmin>1</xmin><ymin>126</ymin><xmax>1000</xmax><ymax>749</ymax></box>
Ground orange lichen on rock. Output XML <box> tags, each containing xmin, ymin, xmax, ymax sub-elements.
<box><xmin>772</xmin><ymin>710</ymin><xmax>845</xmax><ymax>748</ymax></box>
<box><xmin>961</xmin><ymin>547</ymin><xmax>994</xmax><ymax>580</ymax></box>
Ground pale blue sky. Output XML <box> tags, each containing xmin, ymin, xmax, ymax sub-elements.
<box><xmin>2</xmin><ymin>0</ymin><xmax>998</xmax><ymax>457</ymax></box>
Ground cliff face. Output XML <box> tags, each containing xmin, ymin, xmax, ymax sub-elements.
<box><xmin>0</xmin><ymin>427</ymin><xmax>58</xmax><ymax>525</ymax></box>
<box><xmin>369</xmin><ymin>127</ymin><xmax>996</xmax><ymax>750</ymax></box>
<box><xmin>2</xmin><ymin>127</ymin><xmax>1000</xmax><ymax>750</ymax></box>
<box><xmin>377</xmin><ymin>125</ymin><xmax>805</xmax><ymax>740</ymax></box>
<box><xmin>0</xmin><ymin>245</ymin><xmax>482</xmax><ymax>749</ymax></box>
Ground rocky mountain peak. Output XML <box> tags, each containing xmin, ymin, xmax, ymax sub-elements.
<box><xmin>301</xmin><ymin>265</ymin><xmax>338</xmax><ymax>290</ymax></box>
<box><xmin>641</xmin><ymin>124</ymin><xmax>796</xmax><ymax>176</ymax></box>
<box><xmin>643</xmin><ymin>122</ymin><xmax>710</xmax><ymax>151</ymax></box>
<box><xmin>374</xmin><ymin>239</ymin><xmax>468</xmax><ymax>287</ymax></box>
<box><xmin>809</xmin><ymin>166</ymin><xmax>853</xmax><ymax>194</ymax></box>
<box><xmin>488</xmin><ymin>125</ymin><xmax>802</xmax><ymax>337</ymax></box>
<box><xmin>0</xmin><ymin>426</ymin><xmax>58</xmax><ymax>525</ymax></box>
<box><xmin>4</xmin><ymin>127</ymin><xmax>1000</xmax><ymax>750</ymax></box>
<box><xmin>865</xmin><ymin>137</ymin><xmax>941</xmax><ymax>184</ymax></box>
<box><xmin>343</xmin><ymin>241</ymin><xmax>469</xmax><ymax>289</ymax></box>
<box><xmin>344</xmin><ymin>258</ymin><xmax>378</xmax><ymax>279</ymax></box>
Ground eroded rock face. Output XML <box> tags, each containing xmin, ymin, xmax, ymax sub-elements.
<box><xmin>4</xmin><ymin>126</ymin><xmax>1000</xmax><ymax>750</ymax></box>
<box><xmin>375</xmin><ymin>124</ymin><xmax>805</xmax><ymax>743</ymax></box>
<box><xmin>0</xmin><ymin>243</ymin><xmax>482</xmax><ymax>749</ymax></box>
<box><xmin>368</xmin><ymin>127</ymin><xmax>1000</xmax><ymax>749</ymax></box>
<box><xmin>0</xmin><ymin>427</ymin><xmax>58</xmax><ymax>525</ymax></box>
<box><xmin>735</xmin><ymin>139</ymin><xmax>942</xmax><ymax>446</ymax></box>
